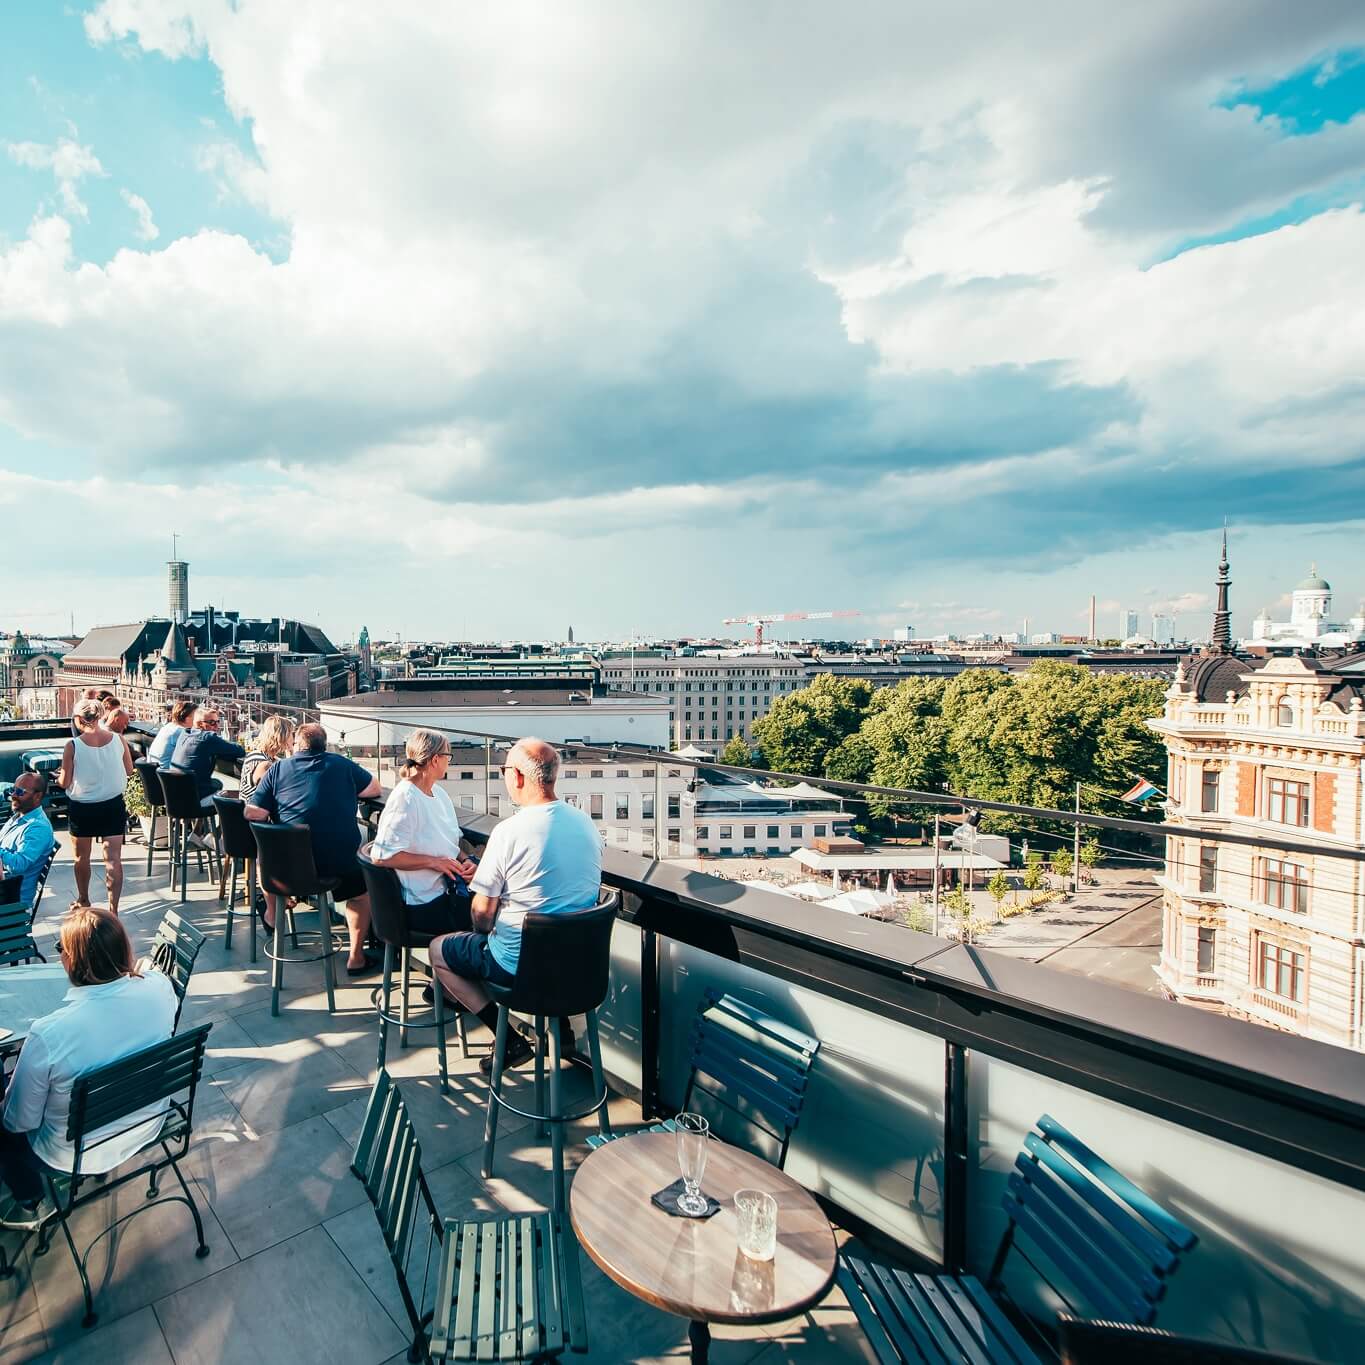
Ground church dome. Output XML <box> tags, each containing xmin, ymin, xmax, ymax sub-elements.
<box><xmin>1295</xmin><ymin>566</ymin><xmax>1330</xmax><ymax>592</ymax></box>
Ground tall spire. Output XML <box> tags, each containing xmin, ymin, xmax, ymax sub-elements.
<box><xmin>1211</xmin><ymin>523</ymin><xmax>1232</xmax><ymax>653</ymax></box>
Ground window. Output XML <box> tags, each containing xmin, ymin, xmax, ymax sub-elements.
<box><xmin>668</xmin><ymin>827</ymin><xmax>680</xmax><ymax>844</ymax></box>
<box><xmin>684</xmin><ymin>726</ymin><xmax>692</xmax><ymax>740</ymax></box>
<box><xmin>642</xmin><ymin>768</ymin><xmax>655</xmax><ymax>777</ymax></box>
<box><xmin>642</xmin><ymin>793</ymin><xmax>655</xmax><ymax>819</ymax></box>
<box><xmin>667</xmin><ymin>794</ymin><xmax>680</xmax><ymax>818</ymax></box>
<box><xmin>711</xmin><ymin>727</ymin><xmax>719</xmax><ymax>740</ymax></box>
<box><xmin>615</xmin><ymin>793</ymin><xmax>630</xmax><ymax>821</ymax></box>
<box><xmin>589</xmin><ymin>793</ymin><xmax>603</xmax><ymax>820</ymax></box>
<box><xmin>616</xmin><ymin>769</ymin><xmax>629</xmax><ymax>778</ymax></box>
<box><xmin>1257</xmin><ymin>940</ymin><xmax>1305</xmax><ymax>1002</ymax></box>
<box><xmin>1200</xmin><ymin>767</ymin><xmax>1220</xmax><ymax>813</ymax></box>
<box><xmin>1266</xmin><ymin>777</ymin><xmax>1309</xmax><ymax>827</ymax></box>
<box><xmin>1197</xmin><ymin>926</ymin><xmax>1216</xmax><ymax>974</ymax></box>
<box><xmin>767</xmin><ymin>825</ymin><xmax>780</xmax><ymax>839</ymax></box>
<box><xmin>1264</xmin><ymin>859</ymin><xmax>1309</xmax><ymax>914</ymax></box>
<box><xmin>1198</xmin><ymin>845</ymin><xmax>1217</xmax><ymax>893</ymax></box>
<box><xmin>667</xmin><ymin>769</ymin><xmax>680</xmax><ymax>777</ymax></box>
<box><xmin>696</xmin><ymin>826</ymin><xmax>709</xmax><ymax>841</ymax></box>
<box><xmin>719</xmin><ymin>825</ymin><xmax>732</xmax><ymax>839</ymax></box>
<box><xmin>813</xmin><ymin>824</ymin><xmax>826</xmax><ymax>837</ymax></box>
<box><xmin>789</xmin><ymin>826</ymin><xmax>800</xmax><ymax>838</ymax></box>
<box><xmin>590</xmin><ymin>769</ymin><xmax>603</xmax><ymax>778</ymax></box>
<box><xmin>489</xmin><ymin>794</ymin><xmax>500</xmax><ymax>815</ymax></box>
<box><xmin>563</xmin><ymin>769</ymin><xmax>578</xmax><ymax>779</ymax></box>
<box><xmin>459</xmin><ymin>795</ymin><xmax>474</xmax><ymax>810</ymax></box>
<box><xmin>743</xmin><ymin>825</ymin><xmax>756</xmax><ymax>839</ymax></box>
<box><xmin>1276</xmin><ymin>696</ymin><xmax>1294</xmax><ymax>727</ymax></box>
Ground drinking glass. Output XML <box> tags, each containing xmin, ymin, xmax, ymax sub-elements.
<box><xmin>734</xmin><ymin>1189</ymin><xmax>777</xmax><ymax>1261</ymax></box>
<box><xmin>674</xmin><ymin>1113</ymin><xmax>710</xmax><ymax>1216</ymax></box>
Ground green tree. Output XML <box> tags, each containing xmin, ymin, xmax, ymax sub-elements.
<box><xmin>1022</xmin><ymin>852</ymin><xmax>1046</xmax><ymax>891</ymax></box>
<box><xmin>857</xmin><ymin>678</ymin><xmax>948</xmax><ymax>819</ymax></box>
<box><xmin>1050</xmin><ymin>847</ymin><xmax>1074</xmax><ymax>882</ymax></box>
<box><xmin>1079</xmin><ymin>838</ymin><xmax>1102</xmax><ymax>869</ymax></box>
<box><xmin>719</xmin><ymin>733</ymin><xmax>752</xmax><ymax>767</ymax></box>
<box><xmin>986</xmin><ymin>870</ymin><xmax>1010</xmax><ymax>917</ymax></box>
<box><xmin>751</xmin><ymin>674</ymin><xmax>875</xmax><ymax>776</ymax></box>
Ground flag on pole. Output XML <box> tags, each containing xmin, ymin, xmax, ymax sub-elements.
<box><xmin>1121</xmin><ymin>777</ymin><xmax>1162</xmax><ymax>804</ymax></box>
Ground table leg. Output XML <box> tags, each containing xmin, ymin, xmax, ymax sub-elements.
<box><xmin>688</xmin><ymin>1319</ymin><xmax>710</xmax><ymax>1363</ymax></box>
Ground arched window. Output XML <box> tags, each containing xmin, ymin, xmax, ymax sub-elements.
<box><xmin>1276</xmin><ymin>695</ymin><xmax>1293</xmax><ymax>727</ymax></box>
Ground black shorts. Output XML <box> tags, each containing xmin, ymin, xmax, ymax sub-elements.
<box><xmin>68</xmin><ymin>795</ymin><xmax>127</xmax><ymax>841</ymax></box>
<box><xmin>327</xmin><ymin>862</ymin><xmax>368</xmax><ymax>904</ymax></box>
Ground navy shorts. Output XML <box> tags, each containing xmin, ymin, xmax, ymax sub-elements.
<box><xmin>439</xmin><ymin>931</ymin><xmax>515</xmax><ymax>987</ymax></box>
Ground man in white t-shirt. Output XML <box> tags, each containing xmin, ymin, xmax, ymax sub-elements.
<box><xmin>429</xmin><ymin>737</ymin><xmax>601</xmax><ymax>1072</ymax></box>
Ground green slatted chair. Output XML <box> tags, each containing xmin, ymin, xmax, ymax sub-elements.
<box><xmin>587</xmin><ymin>991</ymin><xmax>820</xmax><ymax>1170</ymax></box>
<box><xmin>838</xmin><ymin>1114</ymin><xmax>1198</xmax><ymax>1363</ymax></box>
<box><xmin>352</xmin><ymin>1070</ymin><xmax>587</xmax><ymax>1363</ymax></box>
<box><xmin>0</xmin><ymin>902</ymin><xmax>42</xmax><ymax>967</ymax></box>
<box><xmin>23</xmin><ymin>1023</ymin><xmax>214</xmax><ymax>1329</ymax></box>
<box><xmin>147</xmin><ymin>908</ymin><xmax>207</xmax><ymax>1031</ymax></box>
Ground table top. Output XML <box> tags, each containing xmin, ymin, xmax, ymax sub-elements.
<box><xmin>569</xmin><ymin>1131</ymin><xmax>837</xmax><ymax>1326</ymax></box>
<box><xmin>0</xmin><ymin>963</ymin><xmax>70</xmax><ymax>1053</ymax></box>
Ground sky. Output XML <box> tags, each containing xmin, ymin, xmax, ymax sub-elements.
<box><xmin>3</xmin><ymin>4</ymin><xmax>1365</xmax><ymax>647</ymax></box>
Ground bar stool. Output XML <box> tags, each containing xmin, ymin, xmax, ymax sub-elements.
<box><xmin>357</xmin><ymin>847</ymin><xmax>469</xmax><ymax>1095</ymax></box>
<box><xmin>250</xmin><ymin>822</ymin><xmax>342</xmax><ymax>1016</ymax></box>
<box><xmin>212</xmin><ymin>795</ymin><xmax>259</xmax><ymax>962</ymax></box>
<box><xmin>156</xmin><ymin>770</ymin><xmax>222</xmax><ymax>905</ymax></box>
<box><xmin>481</xmin><ymin>889</ymin><xmax>618</xmax><ymax>1212</ymax></box>
<box><xmin>133</xmin><ymin>761</ymin><xmax>170</xmax><ymax>880</ymax></box>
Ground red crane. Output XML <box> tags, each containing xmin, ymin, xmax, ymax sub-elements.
<box><xmin>722</xmin><ymin>608</ymin><xmax>860</xmax><ymax>645</ymax></box>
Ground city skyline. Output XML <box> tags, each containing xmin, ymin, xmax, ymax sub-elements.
<box><xmin>4</xmin><ymin>7</ymin><xmax>1365</xmax><ymax>642</ymax></box>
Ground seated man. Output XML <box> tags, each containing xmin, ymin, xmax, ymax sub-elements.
<box><xmin>169</xmin><ymin>705</ymin><xmax>245</xmax><ymax>800</ymax></box>
<box><xmin>244</xmin><ymin>722</ymin><xmax>382</xmax><ymax>975</ymax></box>
<box><xmin>0</xmin><ymin>907</ymin><xmax>177</xmax><ymax>1223</ymax></box>
<box><xmin>100</xmin><ymin>695</ymin><xmax>131</xmax><ymax>735</ymax></box>
<box><xmin>429</xmin><ymin>737</ymin><xmax>601</xmax><ymax>1072</ymax></box>
<box><xmin>0</xmin><ymin>772</ymin><xmax>55</xmax><ymax>909</ymax></box>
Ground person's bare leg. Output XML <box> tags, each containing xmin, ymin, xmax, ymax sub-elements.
<box><xmin>104</xmin><ymin>836</ymin><xmax>125</xmax><ymax>915</ymax></box>
<box><xmin>339</xmin><ymin>893</ymin><xmax>372</xmax><ymax>968</ymax></box>
<box><xmin>72</xmin><ymin>837</ymin><xmax>93</xmax><ymax>906</ymax></box>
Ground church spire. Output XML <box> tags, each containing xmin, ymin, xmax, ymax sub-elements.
<box><xmin>1211</xmin><ymin>523</ymin><xmax>1232</xmax><ymax>653</ymax></box>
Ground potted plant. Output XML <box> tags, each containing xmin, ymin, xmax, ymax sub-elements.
<box><xmin>124</xmin><ymin>772</ymin><xmax>168</xmax><ymax>848</ymax></box>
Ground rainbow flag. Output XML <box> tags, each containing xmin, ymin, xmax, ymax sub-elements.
<box><xmin>1121</xmin><ymin>778</ymin><xmax>1162</xmax><ymax>804</ymax></box>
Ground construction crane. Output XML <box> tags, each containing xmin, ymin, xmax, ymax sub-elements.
<box><xmin>722</xmin><ymin>608</ymin><xmax>860</xmax><ymax>645</ymax></box>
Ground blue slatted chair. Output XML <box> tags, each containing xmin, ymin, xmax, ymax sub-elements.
<box><xmin>838</xmin><ymin>1114</ymin><xmax>1198</xmax><ymax>1363</ymax></box>
<box><xmin>352</xmin><ymin>1070</ymin><xmax>587</xmax><ymax>1363</ymax></box>
<box><xmin>587</xmin><ymin>991</ymin><xmax>820</xmax><ymax>1169</ymax></box>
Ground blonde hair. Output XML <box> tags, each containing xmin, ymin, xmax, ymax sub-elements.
<box><xmin>73</xmin><ymin>699</ymin><xmax>103</xmax><ymax>729</ymax></box>
<box><xmin>401</xmin><ymin>728</ymin><xmax>451</xmax><ymax>779</ymax></box>
<box><xmin>256</xmin><ymin>714</ymin><xmax>296</xmax><ymax>760</ymax></box>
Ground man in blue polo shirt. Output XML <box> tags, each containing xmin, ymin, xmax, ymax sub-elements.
<box><xmin>0</xmin><ymin>773</ymin><xmax>56</xmax><ymax>909</ymax></box>
<box><xmin>244</xmin><ymin>722</ymin><xmax>382</xmax><ymax>975</ymax></box>
<box><xmin>169</xmin><ymin>706</ymin><xmax>245</xmax><ymax>800</ymax></box>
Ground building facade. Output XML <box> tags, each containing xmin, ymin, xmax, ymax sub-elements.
<box><xmin>1151</xmin><ymin>650</ymin><xmax>1365</xmax><ymax>1051</ymax></box>
<box><xmin>0</xmin><ymin>631</ymin><xmax>65</xmax><ymax>717</ymax></box>
<box><xmin>1247</xmin><ymin>567</ymin><xmax>1365</xmax><ymax>652</ymax></box>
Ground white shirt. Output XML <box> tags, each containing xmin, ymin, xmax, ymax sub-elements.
<box><xmin>2</xmin><ymin>970</ymin><xmax>178</xmax><ymax>1172</ymax></box>
<box><xmin>148</xmin><ymin>722</ymin><xmax>185</xmax><ymax>767</ymax></box>
<box><xmin>470</xmin><ymin>800</ymin><xmax>601</xmax><ymax>975</ymax></box>
<box><xmin>66</xmin><ymin>732</ymin><xmax>127</xmax><ymax>803</ymax></box>
<box><xmin>372</xmin><ymin>780</ymin><xmax>465</xmax><ymax>904</ymax></box>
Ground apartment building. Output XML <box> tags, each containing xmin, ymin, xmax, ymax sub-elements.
<box><xmin>1150</xmin><ymin>650</ymin><xmax>1365</xmax><ymax>1051</ymax></box>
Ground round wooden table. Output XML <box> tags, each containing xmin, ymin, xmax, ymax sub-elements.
<box><xmin>570</xmin><ymin>1131</ymin><xmax>837</xmax><ymax>1363</ymax></box>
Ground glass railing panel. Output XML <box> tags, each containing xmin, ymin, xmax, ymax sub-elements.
<box><xmin>967</xmin><ymin>1052</ymin><xmax>1365</xmax><ymax>1359</ymax></box>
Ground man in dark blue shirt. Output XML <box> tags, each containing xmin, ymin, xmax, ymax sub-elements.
<box><xmin>169</xmin><ymin>707</ymin><xmax>246</xmax><ymax>800</ymax></box>
<box><xmin>244</xmin><ymin>722</ymin><xmax>381</xmax><ymax>975</ymax></box>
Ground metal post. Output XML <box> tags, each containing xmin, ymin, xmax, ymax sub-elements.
<box><xmin>931</xmin><ymin>814</ymin><xmax>941</xmax><ymax>936</ymax></box>
<box><xmin>942</xmin><ymin>1042</ymin><xmax>969</xmax><ymax>1275</ymax></box>
<box><xmin>376</xmin><ymin>719</ymin><xmax>382</xmax><ymax>786</ymax></box>
<box><xmin>654</xmin><ymin>763</ymin><xmax>663</xmax><ymax>861</ymax></box>
<box><xmin>1073</xmin><ymin>781</ymin><xmax>1082</xmax><ymax>894</ymax></box>
<box><xmin>640</xmin><ymin>926</ymin><xmax>661</xmax><ymax>1120</ymax></box>
<box><xmin>484</xmin><ymin>737</ymin><xmax>492</xmax><ymax>816</ymax></box>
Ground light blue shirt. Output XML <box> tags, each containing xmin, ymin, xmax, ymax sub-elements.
<box><xmin>470</xmin><ymin>800</ymin><xmax>602</xmax><ymax>975</ymax></box>
<box><xmin>0</xmin><ymin>806</ymin><xmax>55</xmax><ymax>908</ymax></box>
<box><xmin>148</xmin><ymin>722</ymin><xmax>185</xmax><ymax>769</ymax></box>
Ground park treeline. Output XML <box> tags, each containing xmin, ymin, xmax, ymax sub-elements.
<box><xmin>746</xmin><ymin>660</ymin><xmax>1168</xmax><ymax>836</ymax></box>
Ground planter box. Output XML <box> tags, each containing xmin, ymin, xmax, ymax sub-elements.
<box><xmin>138</xmin><ymin>815</ymin><xmax>170</xmax><ymax>850</ymax></box>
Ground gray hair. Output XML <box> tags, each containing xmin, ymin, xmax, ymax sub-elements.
<box><xmin>506</xmin><ymin>737</ymin><xmax>560</xmax><ymax>788</ymax></box>
<box><xmin>73</xmin><ymin>699</ymin><xmax>103</xmax><ymax>729</ymax></box>
<box><xmin>401</xmin><ymin>727</ymin><xmax>450</xmax><ymax>778</ymax></box>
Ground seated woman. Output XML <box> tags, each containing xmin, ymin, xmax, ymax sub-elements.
<box><xmin>370</xmin><ymin>728</ymin><xmax>477</xmax><ymax>936</ymax></box>
<box><xmin>149</xmin><ymin>698</ymin><xmax>198</xmax><ymax>768</ymax></box>
<box><xmin>239</xmin><ymin>714</ymin><xmax>296</xmax><ymax>931</ymax></box>
<box><xmin>0</xmin><ymin>907</ymin><xmax>178</xmax><ymax>1224</ymax></box>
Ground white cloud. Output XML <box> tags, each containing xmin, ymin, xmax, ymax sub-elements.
<box><xmin>6</xmin><ymin>135</ymin><xmax>106</xmax><ymax>219</ymax></box>
<box><xmin>120</xmin><ymin>188</ymin><xmax>160</xmax><ymax>241</ymax></box>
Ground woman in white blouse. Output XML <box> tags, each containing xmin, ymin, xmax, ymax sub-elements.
<box><xmin>370</xmin><ymin>729</ymin><xmax>477</xmax><ymax>935</ymax></box>
<box><xmin>57</xmin><ymin>699</ymin><xmax>133</xmax><ymax>913</ymax></box>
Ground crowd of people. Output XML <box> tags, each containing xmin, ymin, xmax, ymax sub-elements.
<box><xmin>0</xmin><ymin>699</ymin><xmax>604</xmax><ymax>1223</ymax></box>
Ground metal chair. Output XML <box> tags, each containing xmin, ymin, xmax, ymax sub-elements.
<box><xmin>250</xmin><ymin>821</ymin><xmax>342</xmax><ymax>1016</ymax></box>
<box><xmin>0</xmin><ymin>902</ymin><xmax>42</xmax><ymax>966</ymax></box>
<box><xmin>156</xmin><ymin>769</ymin><xmax>222</xmax><ymax>904</ymax></box>
<box><xmin>133</xmin><ymin>759</ymin><xmax>170</xmax><ymax>878</ymax></box>
<box><xmin>6</xmin><ymin>1024</ymin><xmax>214</xmax><ymax>1329</ymax></box>
<box><xmin>357</xmin><ymin>847</ymin><xmax>468</xmax><ymax>1095</ymax></box>
<box><xmin>481</xmin><ymin>890</ymin><xmax>618</xmax><ymax>1214</ymax></box>
<box><xmin>353</xmin><ymin>1069</ymin><xmax>586</xmax><ymax>1363</ymax></box>
<box><xmin>586</xmin><ymin>991</ymin><xmax>819</xmax><ymax>1169</ymax></box>
<box><xmin>212</xmin><ymin>795</ymin><xmax>259</xmax><ymax>962</ymax></box>
<box><xmin>839</xmin><ymin>1114</ymin><xmax>1198</xmax><ymax>1363</ymax></box>
<box><xmin>148</xmin><ymin>907</ymin><xmax>207</xmax><ymax>1031</ymax></box>
<box><xmin>1058</xmin><ymin>1315</ymin><xmax>1317</xmax><ymax>1364</ymax></box>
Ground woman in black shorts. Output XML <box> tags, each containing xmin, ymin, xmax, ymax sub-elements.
<box><xmin>58</xmin><ymin>699</ymin><xmax>134</xmax><ymax>913</ymax></box>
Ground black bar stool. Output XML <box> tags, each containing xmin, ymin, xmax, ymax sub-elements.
<box><xmin>250</xmin><ymin>821</ymin><xmax>341</xmax><ymax>1016</ymax></box>
<box><xmin>212</xmin><ymin>795</ymin><xmax>259</xmax><ymax>962</ymax></box>
<box><xmin>133</xmin><ymin>760</ymin><xmax>170</xmax><ymax>879</ymax></box>
<box><xmin>481</xmin><ymin>889</ymin><xmax>618</xmax><ymax>1212</ymax></box>
<box><xmin>156</xmin><ymin>769</ymin><xmax>222</xmax><ymax>904</ymax></box>
<box><xmin>357</xmin><ymin>847</ymin><xmax>469</xmax><ymax>1095</ymax></box>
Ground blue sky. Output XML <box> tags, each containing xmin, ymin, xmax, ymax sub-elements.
<box><xmin>3</xmin><ymin>4</ymin><xmax>1365</xmax><ymax>647</ymax></box>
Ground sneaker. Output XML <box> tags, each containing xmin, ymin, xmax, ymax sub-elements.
<box><xmin>187</xmin><ymin>831</ymin><xmax>213</xmax><ymax>851</ymax></box>
<box><xmin>480</xmin><ymin>1030</ymin><xmax>536</xmax><ymax>1075</ymax></box>
<box><xmin>0</xmin><ymin>1194</ymin><xmax>52</xmax><ymax>1232</ymax></box>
